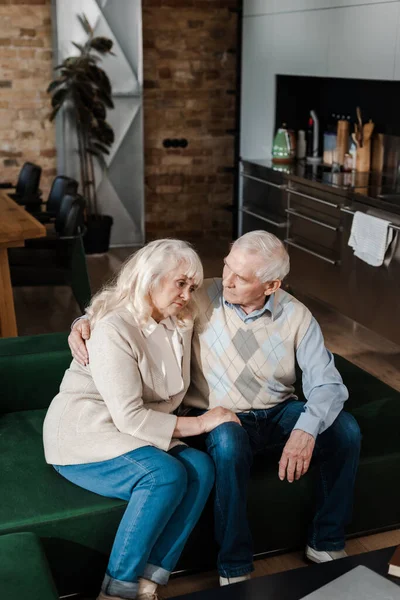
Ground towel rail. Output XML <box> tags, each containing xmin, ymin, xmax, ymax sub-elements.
<box><xmin>340</xmin><ymin>207</ymin><xmax>400</xmax><ymax>232</ymax></box>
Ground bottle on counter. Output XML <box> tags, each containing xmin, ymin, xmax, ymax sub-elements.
<box><xmin>297</xmin><ymin>130</ymin><xmax>306</xmax><ymax>160</ymax></box>
<box><xmin>306</xmin><ymin>110</ymin><xmax>321</xmax><ymax>164</ymax></box>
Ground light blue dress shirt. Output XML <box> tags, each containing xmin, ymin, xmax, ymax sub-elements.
<box><xmin>224</xmin><ymin>295</ymin><xmax>349</xmax><ymax>438</ymax></box>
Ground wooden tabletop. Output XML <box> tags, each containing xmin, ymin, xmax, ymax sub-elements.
<box><xmin>0</xmin><ymin>190</ymin><xmax>46</xmax><ymax>245</ymax></box>
<box><xmin>0</xmin><ymin>191</ymin><xmax>46</xmax><ymax>337</ymax></box>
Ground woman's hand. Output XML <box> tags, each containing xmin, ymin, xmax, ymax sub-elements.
<box><xmin>68</xmin><ymin>319</ymin><xmax>91</xmax><ymax>366</ymax></box>
<box><xmin>173</xmin><ymin>407</ymin><xmax>241</xmax><ymax>438</ymax></box>
<box><xmin>198</xmin><ymin>407</ymin><xmax>241</xmax><ymax>433</ymax></box>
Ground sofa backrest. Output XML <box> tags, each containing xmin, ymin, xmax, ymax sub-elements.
<box><xmin>0</xmin><ymin>333</ymin><xmax>71</xmax><ymax>414</ymax></box>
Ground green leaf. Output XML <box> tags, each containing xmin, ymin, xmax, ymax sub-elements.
<box><xmin>90</xmin><ymin>37</ymin><xmax>113</xmax><ymax>54</ymax></box>
<box><xmin>72</xmin><ymin>42</ymin><xmax>85</xmax><ymax>54</ymax></box>
<box><xmin>78</xmin><ymin>14</ymin><xmax>93</xmax><ymax>36</ymax></box>
<box><xmin>47</xmin><ymin>77</ymin><xmax>66</xmax><ymax>94</ymax></box>
<box><xmin>49</xmin><ymin>106</ymin><xmax>61</xmax><ymax>121</ymax></box>
<box><xmin>91</xmin><ymin>141</ymin><xmax>110</xmax><ymax>155</ymax></box>
<box><xmin>51</xmin><ymin>88</ymin><xmax>68</xmax><ymax>108</ymax></box>
<box><xmin>87</xmin><ymin>147</ymin><xmax>107</xmax><ymax>170</ymax></box>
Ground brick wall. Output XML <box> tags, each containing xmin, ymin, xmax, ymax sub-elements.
<box><xmin>0</xmin><ymin>0</ymin><xmax>56</xmax><ymax>196</ymax></box>
<box><xmin>0</xmin><ymin>0</ymin><xmax>238</xmax><ymax>241</ymax></box>
<box><xmin>142</xmin><ymin>0</ymin><xmax>238</xmax><ymax>241</ymax></box>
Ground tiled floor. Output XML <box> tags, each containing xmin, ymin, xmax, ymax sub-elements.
<box><xmin>12</xmin><ymin>241</ymin><xmax>400</xmax><ymax>598</ymax></box>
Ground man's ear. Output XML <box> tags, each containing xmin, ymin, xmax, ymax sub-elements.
<box><xmin>264</xmin><ymin>279</ymin><xmax>281</xmax><ymax>296</ymax></box>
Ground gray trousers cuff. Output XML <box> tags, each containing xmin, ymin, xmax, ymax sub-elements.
<box><xmin>102</xmin><ymin>573</ymin><xmax>138</xmax><ymax>599</ymax></box>
<box><xmin>142</xmin><ymin>563</ymin><xmax>171</xmax><ymax>585</ymax></box>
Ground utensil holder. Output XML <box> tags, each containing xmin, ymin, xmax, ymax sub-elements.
<box><xmin>356</xmin><ymin>141</ymin><xmax>371</xmax><ymax>173</ymax></box>
<box><xmin>336</xmin><ymin>120</ymin><xmax>349</xmax><ymax>166</ymax></box>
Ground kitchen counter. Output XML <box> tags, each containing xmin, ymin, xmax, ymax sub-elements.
<box><xmin>241</xmin><ymin>158</ymin><xmax>400</xmax><ymax>216</ymax></box>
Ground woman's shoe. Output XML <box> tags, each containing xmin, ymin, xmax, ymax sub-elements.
<box><xmin>97</xmin><ymin>592</ymin><xmax>127</xmax><ymax>600</ymax></box>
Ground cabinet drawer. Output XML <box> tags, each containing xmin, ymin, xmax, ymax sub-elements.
<box><xmin>286</xmin><ymin>208</ymin><xmax>341</xmax><ymax>254</ymax></box>
<box><xmin>241</xmin><ymin>172</ymin><xmax>287</xmax><ymax>217</ymax></box>
<box><xmin>240</xmin><ymin>208</ymin><xmax>287</xmax><ymax>241</ymax></box>
<box><xmin>287</xmin><ymin>181</ymin><xmax>343</xmax><ymax>222</ymax></box>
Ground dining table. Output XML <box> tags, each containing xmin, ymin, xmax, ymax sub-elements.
<box><xmin>0</xmin><ymin>190</ymin><xmax>46</xmax><ymax>337</ymax></box>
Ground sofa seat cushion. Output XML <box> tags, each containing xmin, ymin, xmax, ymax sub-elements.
<box><xmin>0</xmin><ymin>409</ymin><xmax>126</xmax><ymax>534</ymax></box>
<box><xmin>0</xmin><ymin>408</ymin><xmax>126</xmax><ymax>594</ymax></box>
<box><xmin>0</xmin><ymin>532</ymin><xmax>58</xmax><ymax>600</ymax></box>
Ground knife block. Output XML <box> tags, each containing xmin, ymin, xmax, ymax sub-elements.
<box><xmin>356</xmin><ymin>141</ymin><xmax>371</xmax><ymax>173</ymax></box>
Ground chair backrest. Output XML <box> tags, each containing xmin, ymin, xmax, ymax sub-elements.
<box><xmin>55</xmin><ymin>193</ymin><xmax>86</xmax><ymax>236</ymax></box>
<box><xmin>46</xmin><ymin>175</ymin><xmax>79</xmax><ymax>215</ymax></box>
<box><xmin>15</xmin><ymin>162</ymin><xmax>42</xmax><ymax>197</ymax></box>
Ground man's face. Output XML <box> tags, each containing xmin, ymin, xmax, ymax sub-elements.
<box><xmin>222</xmin><ymin>247</ymin><xmax>274</xmax><ymax>309</ymax></box>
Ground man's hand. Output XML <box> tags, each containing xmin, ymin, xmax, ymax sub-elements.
<box><xmin>68</xmin><ymin>319</ymin><xmax>91</xmax><ymax>366</ymax></box>
<box><xmin>279</xmin><ymin>429</ymin><xmax>315</xmax><ymax>483</ymax></box>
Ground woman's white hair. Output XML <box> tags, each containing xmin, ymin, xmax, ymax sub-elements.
<box><xmin>86</xmin><ymin>239</ymin><xmax>203</xmax><ymax>328</ymax></box>
<box><xmin>231</xmin><ymin>230</ymin><xmax>290</xmax><ymax>282</ymax></box>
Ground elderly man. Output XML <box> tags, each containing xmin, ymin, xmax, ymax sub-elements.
<box><xmin>69</xmin><ymin>230</ymin><xmax>361</xmax><ymax>587</ymax></box>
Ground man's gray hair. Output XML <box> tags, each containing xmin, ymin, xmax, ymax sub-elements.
<box><xmin>232</xmin><ymin>230</ymin><xmax>290</xmax><ymax>282</ymax></box>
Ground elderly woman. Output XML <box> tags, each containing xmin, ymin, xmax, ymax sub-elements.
<box><xmin>43</xmin><ymin>239</ymin><xmax>240</xmax><ymax>600</ymax></box>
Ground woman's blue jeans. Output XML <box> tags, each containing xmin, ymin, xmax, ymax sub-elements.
<box><xmin>54</xmin><ymin>445</ymin><xmax>214</xmax><ymax>599</ymax></box>
<box><xmin>187</xmin><ymin>399</ymin><xmax>361</xmax><ymax>579</ymax></box>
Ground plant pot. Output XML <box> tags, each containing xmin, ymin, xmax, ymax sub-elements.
<box><xmin>83</xmin><ymin>215</ymin><xmax>113</xmax><ymax>254</ymax></box>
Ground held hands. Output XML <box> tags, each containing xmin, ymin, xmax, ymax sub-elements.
<box><xmin>279</xmin><ymin>429</ymin><xmax>315</xmax><ymax>483</ymax></box>
<box><xmin>68</xmin><ymin>319</ymin><xmax>91</xmax><ymax>366</ymax></box>
<box><xmin>198</xmin><ymin>407</ymin><xmax>241</xmax><ymax>433</ymax></box>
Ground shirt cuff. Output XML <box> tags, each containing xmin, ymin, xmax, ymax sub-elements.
<box><xmin>293</xmin><ymin>413</ymin><xmax>322</xmax><ymax>438</ymax></box>
<box><xmin>71</xmin><ymin>315</ymin><xmax>88</xmax><ymax>330</ymax></box>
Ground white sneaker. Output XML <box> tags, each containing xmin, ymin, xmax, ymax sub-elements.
<box><xmin>305</xmin><ymin>545</ymin><xmax>348</xmax><ymax>564</ymax></box>
<box><xmin>219</xmin><ymin>574</ymin><xmax>251</xmax><ymax>586</ymax></box>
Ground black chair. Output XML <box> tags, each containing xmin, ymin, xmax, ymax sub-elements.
<box><xmin>31</xmin><ymin>175</ymin><xmax>79</xmax><ymax>224</ymax></box>
<box><xmin>9</xmin><ymin>193</ymin><xmax>91</xmax><ymax>313</ymax></box>
<box><xmin>0</xmin><ymin>162</ymin><xmax>42</xmax><ymax>210</ymax></box>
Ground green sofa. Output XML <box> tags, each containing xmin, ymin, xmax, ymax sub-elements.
<box><xmin>1</xmin><ymin>332</ymin><xmax>399</xmax><ymax>596</ymax></box>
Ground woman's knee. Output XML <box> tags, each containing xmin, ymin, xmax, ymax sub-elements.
<box><xmin>182</xmin><ymin>448</ymin><xmax>215</xmax><ymax>489</ymax></box>
<box><xmin>146</xmin><ymin>452</ymin><xmax>188</xmax><ymax>493</ymax></box>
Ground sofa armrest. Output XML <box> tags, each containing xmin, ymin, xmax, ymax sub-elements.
<box><xmin>0</xmin><ymin>332</ymin><xmax>71</xmax><ymax>413</ymax></box>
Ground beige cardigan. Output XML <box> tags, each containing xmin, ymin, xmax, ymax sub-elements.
<box><xmin>43</xmin><ymin>310</ymin><xmax>192</xmax><ymax>465</ymax></box>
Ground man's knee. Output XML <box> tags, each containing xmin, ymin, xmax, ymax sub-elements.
<box><xmin>332</xmin><ymin>411</ymin><xmax>361</xmax><ymax>453</ymax></box>
<box><xmin>206</xmin><ymin>422</ymin><xmax>251</xmax><ymax>463</ymax></box>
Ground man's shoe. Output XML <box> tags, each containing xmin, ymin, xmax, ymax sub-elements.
<box><xmin>219</xmin><ymin>574</ymin><xmax>251</xmax><ymax>586</ymax></box>
<box><xmin>305</xmin><ymin>545</ymin><xmax>348</xmax><ymax>564</ymax></box>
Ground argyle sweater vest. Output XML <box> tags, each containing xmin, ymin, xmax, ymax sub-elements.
<box><xmin>184</xmin><ymin>278</ymin><xmax>312</xmax><ymax>411</ymax></box>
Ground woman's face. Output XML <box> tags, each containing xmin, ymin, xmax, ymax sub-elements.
<box><xmin>150</xmin><ymin>265</ymin><xmax>198</xmax><ymax>322</ymax></box>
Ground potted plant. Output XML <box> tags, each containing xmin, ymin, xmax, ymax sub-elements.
<box><xmin>47</xmin><ymin>14</ymin><xmax>115</xmax><ymax>254</ymax></box>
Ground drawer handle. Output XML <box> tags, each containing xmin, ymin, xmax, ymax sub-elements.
<box><xmin>285</xmin><ymin>238</ymin><xmax>340</xmax><ymax>265</ymax></box>
<box><xmin>241</xmin><ymin>173</ymin><xmax>287</xmax><ymax>190</ymax></box>
<box><xmin>240</xmin><ymin>208</ymin><xmax>287</xmax><ymax>228</ymax></box>
<box><xmin>341</xmin><ymin>207</ymin><xmax>400</xmax><ymax>232</ymax></box>
<box><xmin>285</xmin><ymin>208</ymin><xmax>339</xmax><ymax>231</ymax></box>
<box><xmin>288</xmin><ymin>188</ymin><xmax>339</xmax><ymax>208</ymax></box>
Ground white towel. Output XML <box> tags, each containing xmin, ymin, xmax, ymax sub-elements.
<box><xmin>348</xmin><ymin>211</ymin><xmax>394</xmax><ymax>267</ymax></box>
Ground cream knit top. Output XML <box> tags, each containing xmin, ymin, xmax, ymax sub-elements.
<box><xmin>43</xmin><ymin>310</ymin><xmax>192</xmax><ymax>466</ymax></box>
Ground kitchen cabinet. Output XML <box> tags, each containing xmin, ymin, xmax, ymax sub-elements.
<box><xmin>239</xmin><ymin>161</ymin><xmax>288</xmax><ymax>240</ymax></box>
<box><xmin>240</xmin><ymin>15</ymin><xmax>275</xmax><ymax>159</ymax></box>
<box><xmin>271</xmin><ymin>10</ymin><xmax>330</xmax><ymax>78</ymax></box>
<box><xmin>243</xmin><ymin>0</ymin><xmax>390</xmax><ymax>18</ymax></box>
<box><xmin>327</xmin><ymin>3</ymin><xmax>399</xmax><ymax>80</ymax></box>
<box><xmin>285</xmin><ymin>179</ymin><xmax>347</xmax><ymax>312</ymax></box>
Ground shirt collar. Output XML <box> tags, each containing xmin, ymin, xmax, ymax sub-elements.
<box><xmin>141</xmin><ymin>316</ymin><xmax>176</xmax><ymax>338</ymax></box>
<box><xmin>224</xmin><ymin>292</ymin><xmax>276</xmax><ymax>321</ymax></box>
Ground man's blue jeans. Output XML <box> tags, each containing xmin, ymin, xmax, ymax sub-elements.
<box><xmin>54</xmin><ymin>445</ymin><xmax>214</xmax><ymax>599</ymax></box>
<box><xmin>186</xmin><ymin>399</ymin><xmax>361</xmax><ymax>578</ymax></box>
